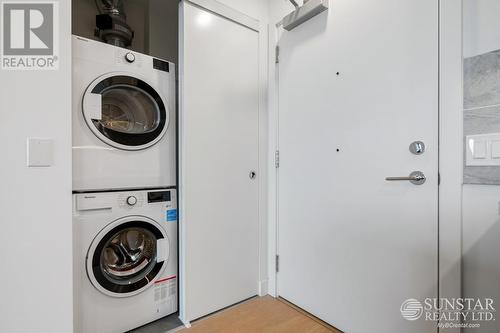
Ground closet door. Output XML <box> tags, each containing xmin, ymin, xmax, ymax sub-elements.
<box><xmin>180</xmin><ymin>1</ymin><xmax>260</xmax><ymax>322</ymax></box>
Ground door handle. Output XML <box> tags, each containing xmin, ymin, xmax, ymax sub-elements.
<box><xmin>385</xmin><ymin>171</ymin><xmax>426</xmax><ymax>185</ymax></box>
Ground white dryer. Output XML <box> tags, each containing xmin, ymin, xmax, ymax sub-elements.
<box><xmin>73</xmin><ymin>189</ymin><xmax>178</xmax><ymax>333</ymax></box>
<box><xmin>72</xmin><ymin>35</ymin><xmax>176</xmax><ymax>191</ymax></box>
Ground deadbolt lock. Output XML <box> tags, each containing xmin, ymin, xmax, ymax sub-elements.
<box><xmin>409</xmin><ymin>141</ymin><xmax>425</xmax><ymax>155</ymax></box>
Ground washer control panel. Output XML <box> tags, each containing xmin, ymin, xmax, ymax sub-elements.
<box><xmin>74</xmin><ymin>189</ymin><xmax>176</xmax><ymax>213</ymax></box>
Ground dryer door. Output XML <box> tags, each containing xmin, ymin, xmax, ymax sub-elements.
<box><xmin>82</xmin><ymin>73</ymin><xmax>170</xmax><ymax>151</ymax></box>
<box><xmin>87</xmin><ymin>216</ymin><xmax>170</xmax><ymax>297</ymax></box>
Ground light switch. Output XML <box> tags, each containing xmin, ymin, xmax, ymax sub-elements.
<box><xmin>27</xmin><ymin>138</ymin><xmax>53</xmax><ymax>167</ymax></box>
<box><xmin>492</xmin><ymin>141</ymin><xmax>500</xmax><ymax>159</ymax></box>
<box><xmin>473</xmin><ymin>140</ymin><xmax>487</xmax><ymax>159</ymax></box>
<box><xmin>466</xmin><ymin>133</ymin><xmax>500</xmax><ymax>166</ymax></box>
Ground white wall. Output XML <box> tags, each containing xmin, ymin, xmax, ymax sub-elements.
<box><xmin>464</xmin><ymin>0</ymin><xmax>500</xmax><ymax>57</ymax></box>
<box><xmin>462</xmin><ymin>185</ymin><xmax>500</xmax><ymax>332</ymax></box>
<box><xmin>463</xmin><ymin>185</ymin><xmax>500</xmax><ymax>302</ymax></box>
<box><xmin>0</xmin><ymin>1</ymin><xmax>73</xmax><ymax>332</ymax></box>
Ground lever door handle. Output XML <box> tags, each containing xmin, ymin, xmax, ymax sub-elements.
<box><xmin>385</xmin><ymin>171</ymin><xmax>426</xmax><ymax>185</ymax></box>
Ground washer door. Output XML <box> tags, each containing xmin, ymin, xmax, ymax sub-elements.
<box><xmin>82</xmin><ymin>73</ymin><xmax>169</xmax><ymax>151</ymax></box>
<box><xmin>87</xmin><ymin>216</ymin><xmax>170</xmax><ymax>297</ymax></box>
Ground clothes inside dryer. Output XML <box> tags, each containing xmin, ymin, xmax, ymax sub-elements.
<box><xmin>99</xmin><ymin>86</ymin><xmax>160</xmax><ymax>134</ymax></box>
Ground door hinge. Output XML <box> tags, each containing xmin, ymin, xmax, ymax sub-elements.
<box><xmin>275</xmin><ymin>255</ymin><xmax>280</xmax><ymax>273</ymax></box>
<box><xmin>438</xmin><ymin>172</ymin><xmax>441</xmax><ymax>185</ymax></box>
<box><xmin>275</xmin><ymin>150</ymin><xmax>280</xmax><ymax>168</ymax></box>
<box><xmin>275</xmin><ymin>45</ymin><xmax>280</xmax><ymax>64</ymax></box>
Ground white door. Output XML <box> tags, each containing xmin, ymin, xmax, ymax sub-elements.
<box><xmin>180</xmin><ymin>1</ymin><xmax>260</xmax><ymax>322</ymax></box>
<box><xmin>278</xmin><ymin>1</ymin><xmax>438</xmax><ymax>332</ymax></box>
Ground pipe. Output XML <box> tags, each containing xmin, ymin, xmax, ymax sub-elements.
<box><xmin>96</xmin><ymin>0</ymin><xmax>125</xmax><ymax>17</ymax></box>
<box><xmin>94</xmin><ymin>0</ymin><xmax>134</xmax><ymax>47</ymax></box>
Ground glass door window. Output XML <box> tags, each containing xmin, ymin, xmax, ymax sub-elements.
<box><xmin>83</xmin><ymin>75</ymin><xmax>169</xmax><ymax>150</ymax></box>
<box><xmin>87</xmin><ymin>219</ymin><xmax>169</xmax><ymax>296</ymax></box>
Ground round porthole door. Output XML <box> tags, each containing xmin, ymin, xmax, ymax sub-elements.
<box><xmin>86</xmin><ymin>216</ymin><xmax>170</xmax><ymax>298</ymax></box>
<box><xmin>82</xmin><ymin>73</ymin><xmax>170</xmax><ymax>151</ymax></box>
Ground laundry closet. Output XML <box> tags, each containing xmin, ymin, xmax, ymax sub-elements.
<box><xmin>70</xmin><ymin>1</ymin><xmax>265</xmax><ymax>332</ymax></box>
<box><xmin>1</xmin><ymin>0</ymin><xmax>467</xmax><ymax>332</ymax></box>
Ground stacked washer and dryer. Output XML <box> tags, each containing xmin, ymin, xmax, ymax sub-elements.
<box><xmin>72</xmin><ymin>36</ymin><xmax>178</xmax><ymax>333</ymax></box>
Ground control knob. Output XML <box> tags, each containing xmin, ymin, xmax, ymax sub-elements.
<box><xmin>125</xmin><ymin>52</ymin><xmax>135</xmax><ymax>63</ymax></box>
<box><xmin>126</xmin><ymin>196</ymin><xmax>137</xmax><ymax>206</ymax></box>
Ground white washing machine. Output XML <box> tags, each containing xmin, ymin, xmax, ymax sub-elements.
<box><xmin>73</xmin><ymin>189</ymin><xmax>178</xmax><ymax>333</ymax></box>
<box><xmin>72</xmin><ymin>35</ymin><xmax>176</xmax><ymax>191</ymax></box>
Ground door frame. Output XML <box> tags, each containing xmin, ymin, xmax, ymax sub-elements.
<box><xmin>178</xmin><ymin>0</ymin><xmax>269</xmax><ymax>326</ymax></box>
<box><xmin>267</xmin><ymin>1</ymin><xmax>463</xmax><ymax>332</ymax></box>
